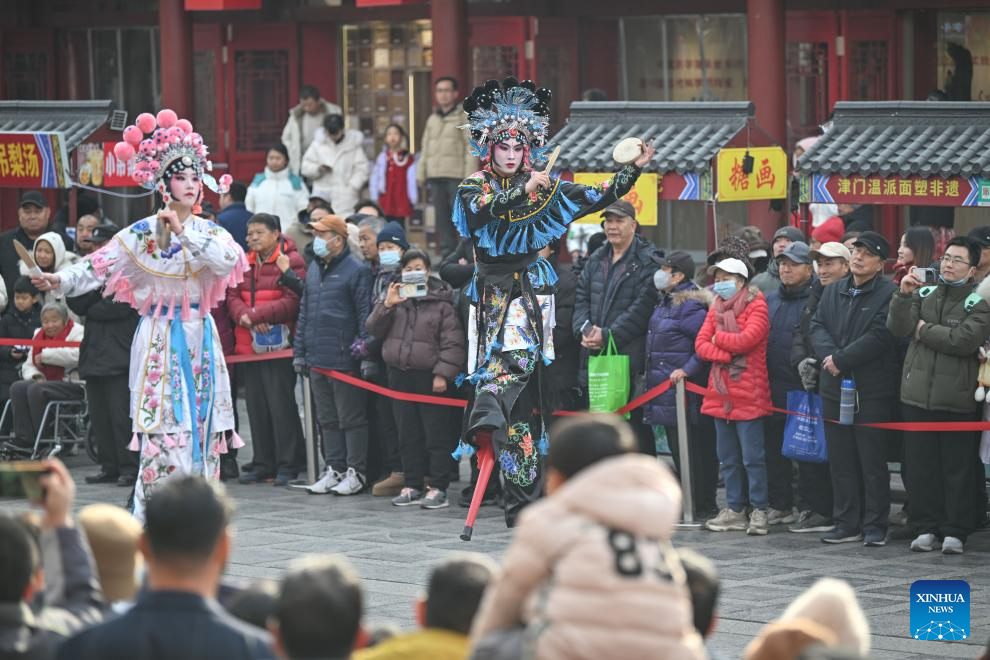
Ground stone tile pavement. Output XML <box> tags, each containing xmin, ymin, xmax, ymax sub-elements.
<box><xmin>2</xmin><ymin>437</ymin><xmax>987</xmax><ymax>659</ymax></box>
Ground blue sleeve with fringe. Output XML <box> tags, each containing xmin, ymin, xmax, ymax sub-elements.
<box><xmin>452</xmin><ymin>164</ymin><xmax>641</xmax><ymax>258</ymax></box>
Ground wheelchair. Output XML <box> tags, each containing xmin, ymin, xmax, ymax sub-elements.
<box><xmin>0</xmin><ymin>384</ymin><xmax>96</xmax><ymax>462</ymax></box>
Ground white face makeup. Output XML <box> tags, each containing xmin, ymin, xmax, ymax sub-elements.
<box><xmin>492</xmin><ymin>138</ymin><xmax>524</xmax><ymax>175</ymax></box>
<box><xmin>168</xmin><ymin>169</ymin><xmax>202</xmax><ymax>209</ymax></box>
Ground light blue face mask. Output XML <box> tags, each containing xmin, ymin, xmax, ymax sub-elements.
<box><xmin>712</xmin><ymin>279</ymin><xmax>738</xmax><ymax>300</ymax></box>
<box><xmin>379</xmin><ymin>249</ymin><xmax>401</xmax><ymax>269</ymax></box>
<box><xmin>313</xmin><ymin>237</ymin><xmax>330</xmax><ymax>259</ymax></box>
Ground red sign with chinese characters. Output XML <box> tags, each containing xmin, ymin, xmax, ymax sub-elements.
<box><xmin>813</xmin><ymin>173</ymin><xmax>977</xmax><ymax>207</ymax></box>
<box><xmin>185</xmin><ymin>0</ymin><xmax>261</xmax><ymax>10</ymax></box>
<box><xmin>0</xmin><ymin>132</ymin><xmax>70</xmax><ymax>189</ymax></box>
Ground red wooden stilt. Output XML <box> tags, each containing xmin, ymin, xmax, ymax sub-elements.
<box><xmin>460</xmin><ymin>432</ymin><xmax>495</xmax><ymax>541</ymax></box>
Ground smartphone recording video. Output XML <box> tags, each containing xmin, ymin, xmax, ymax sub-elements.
<box><xmin>0</xmin><ymin>461</ymin><xmax>49</xmax><ymax>503</ymax></box>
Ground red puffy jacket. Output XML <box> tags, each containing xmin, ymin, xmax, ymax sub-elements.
<box><xmin>225</xmin><ymin>236</ymin><xmax>307</xmax><ymax>356</ymax></box>
<box><xmin>694</xmin><ymin>288</ymin><xmax>771</xmax><ymax>421</ymax></box>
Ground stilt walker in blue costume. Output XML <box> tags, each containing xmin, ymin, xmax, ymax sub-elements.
<box><xmin>452</xmin><ymin>78</ymin><xmax>654</xmax><ymax>528</ymax></box>
<box><xmin>31</xmin><ymin>109</ymin><xmax>247</xmax><ymax>522</ymax></box>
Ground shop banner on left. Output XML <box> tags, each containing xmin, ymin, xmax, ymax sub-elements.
<box><xmin>0</xmin><ymin>132</ymin><xmax>70</xmax><ymax>189</ymax></box>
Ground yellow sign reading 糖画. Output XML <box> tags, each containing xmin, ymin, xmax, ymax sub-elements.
<box><xmin>572</xmin><ymin>172</ymin><xmax>658</xmax><ymax>226</ymax></box>
<box><xmin>716</xmin><ymin>146</ymin><xmax>787</xmax><ymax>201</ymax></box>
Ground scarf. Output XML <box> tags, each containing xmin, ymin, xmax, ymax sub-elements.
<box><xmin>710</xmin><ymin>287</ymin><xmax>750</xmax><ymax>414</ymax></box>
<box><xmin>33</xmin><ymin>319</ymin><xmax>74</xmax><ymax>382</ymax></box>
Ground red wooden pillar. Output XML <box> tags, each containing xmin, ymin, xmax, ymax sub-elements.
<box><xmin>432</xmin><ymin>0</ymin><xmax>468</xmax><ymax>91</ymax></box>
<box><xmin>160</xmin><ymin>0</ymin><xmax>194</xmax><ymax>119</ymax></box>
<box><xmin>747</xmin><ymin>0</ymin><xmax>786</xmax><ymax>236</ymax></box>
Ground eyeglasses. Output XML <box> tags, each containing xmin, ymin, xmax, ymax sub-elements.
<box><xmin>940</xmin><ymin>255</ymin><xmax>971</xmax><ymax>266</ymax></box>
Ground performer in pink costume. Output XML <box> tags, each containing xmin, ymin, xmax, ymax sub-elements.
<box><xmin>32</xmin><ymin>109</ymin><xmax>247</xmax><ymax>521</ymax></box>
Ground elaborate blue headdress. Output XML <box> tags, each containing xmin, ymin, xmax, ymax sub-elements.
<box><xmin>461</xmin><ymin>77</ymin><xmax>553</xmax><ymax>166</ymax></box>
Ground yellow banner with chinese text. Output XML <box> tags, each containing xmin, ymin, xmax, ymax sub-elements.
<box><xmin>716</xmin><ymin>146</ymin><xmax>787</xmax><ymax>201</ymax></box>
<box><xmin>572</xmin><ymin>172</ymin><xmax>658</xmax><ymax>225</ymax></box>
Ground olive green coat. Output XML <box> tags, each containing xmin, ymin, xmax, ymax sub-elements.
<box><xmin>887</xmin><ymin>279</ymin><xmax>990</xmax><ymax>414</ymax></box>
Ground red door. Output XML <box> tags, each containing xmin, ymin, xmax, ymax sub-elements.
<box><xmin>224</xmin><ymin>24</ymin><xmax>298</xmax><ymax>184</ymax></box>
<box><xmin>468</xmin><ymin>17</ymin><xmax>531</xmax><ymax>88</ymax></box>
<box><xmin>534</xmin><ymin>18</ymin><xmax>579</xmax><ymax>135</ymax></box>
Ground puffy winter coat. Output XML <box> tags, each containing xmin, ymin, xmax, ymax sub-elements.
<box><xmin>0</xmin><ymin>225</ymin><xmax>70</xmax><ymax>306</ymax></box>
<box><xmin>0</xmin><ymin>305</ymin><xmax>40</xmax><ymax>392</ymax></box>
<box><xmin>765</xmin><ymin>278</ymin><xmax>813</xmax><ymax>409</ymax></box>
<box><xmin>547</xmin><ymin>257</ymin><xmax>580</xmax><ymax>409</ymax></box>
<box><xmin>573</xmin><ymin>236</ymin><xmax>659</xmax><ymax>380</ymax></box>
<box><xmin>887</xmin><ymin>277</ymin><xmax>990</xmax><ymax>414</ymax></box>
<box><xmin>211</xmin><ymin>303</ymin><xmax>236</xmax><ymax>358</ymax></box>
<box><xmin>280</xmin><ymin>98</ymin><xmax>343</xmax><ymax>176</ymax></box>
<box><xmin>469</xmin><ymin>454</ymin><xmax>706</xmax><ymax>660</ymax></box>
<box><xmin>644</xmin><ymin>283</ymin><xmax>712</xmax><ymax>426</ymax></box>
<box><xmin>415</xmin><ymin>104</ymin><xmax>478</xmax><ymax>183</ymax></box>
<box><xmin>365</xmin><ymin>277</ymin><xmax>465</xmax><ymax>381</ymax></box>
<box><xmin>809</xmin><ymin>273</ymin><xmax>899</xmax><ymax>403</ymax></box>
<box><xmin>301</xmin><ymin>128</ymin><xmax>370</xmax><ymax>216</ymax></box>
<box><xmin>294</xmin><ymin>245</ymin><xmax>373</xmax><ymax>371</ymax></box>
<box><xmin>245</xmin><ymin>167</ymin><xmax>311</xmax><ymax>241</ymax></box>
<box><xmin>226</xmin><ymin>237</ymin><xmax>307</xmax><ymax>356</ymax></box>
<box><xmin>66</xmin><ymin>290</ymin><xmax>139</xmax><ymax>378</ymax></box>
<box><xmin>20</xmin><ymin>231</ymin><xmax>81</xmax><ymax>321</ymax></box>
<box><xmin>695</xmin><ymin>288</ymin><xmax>771</xmax><ymax>421</ymax></box>
<box><xmin>21</xmin><ymin>321</ymin><xmax>85</xmax><ymax>382</ymax></box>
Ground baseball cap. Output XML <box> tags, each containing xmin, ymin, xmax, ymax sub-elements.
<box><xmin>18</xmin><ymin>191</ymin><xmax>47</xmax><ymax>209</ymax></box>
<box><xmin>707</xmin><ymin>257</ymin><xmax>750</xmax><ymax>280</ymax></box>
<box><xmin>777</xmin><ymin>241</ymin><xmax>812</xmax><ymax>265</ymax></box>
<box><xmin>968</xmin><ymin>226</ymin><xmax>990</xmax><ymax>248</ymax></box>
<box><xmin>308</xmin><ymin>214</ymin><xmax>349</xmax><ymax>239</ymax></box>
<box><xmin>656</xmin><ymin>250</ymin><xmax>696</xmax><ymax>277</ymax></box>
<box><xmin>809</xmin><ymin>241</ymin><xmax>852</xmax><ymax>262</ymax></box>
<box><xmin>89</xmin><ymin>223</ymin><xmax>118</xmax><ymax>245</ymax></box>
<box><xmin>773</xmin><ymin>226</ymin><xmax>805</xmax><ymax>244</ymax></box>
<box><xmin>600</xmin><ymin>199</ymin><xmax>636</xmax><ymax>221</ymax></box>
<box><xmin>852</xmin><ymin>231</ymin><xmax>890</xmax><ymax>260</ymax></box>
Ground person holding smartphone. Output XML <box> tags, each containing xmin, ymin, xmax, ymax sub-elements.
<box><xmin>365</xmin><ymin>249</ymin><xmax>466</xmax><ymax>510</ymax></box>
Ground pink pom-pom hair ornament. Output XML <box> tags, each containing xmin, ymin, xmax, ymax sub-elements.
<box><xmin>113</xmin><ymin>141</ymin><xmax>135</xmax><ymax>162</ymax></box>
<box><xmin>117</xmin><ymin>111</ymin><xmax>225</xmax><ymax>195</ymax></box>
<box><xmin>156</xmin><ymin>109</ymin><xmax>178</xmax><ymax>128</ymax></box>
<box><xmin>122</xmin><ymin>125</ymin><xmax>143</xmax><ymax>146</ymax></box>
<box><xmin>135</xmin><ymin>113</ymin><xmax>157</xmax><ymax>134</ymax></box>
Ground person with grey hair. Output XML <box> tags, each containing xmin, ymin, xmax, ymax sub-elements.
<box><xmin>356</xmin><ymin>215</ymin><xmax>387</xmax><ymax>265</ymax></box>
<box><xmin>271</xmin><ymin>555</ymin><xmax>363</xmax><ymax>660</ymax></box>
<box><xmin>9</xmin><ymin>301</ymin><xmax>85</xmax><ymax>448</ymax></box>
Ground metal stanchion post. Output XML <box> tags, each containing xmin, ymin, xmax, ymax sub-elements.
<box><xmin>674</xmin><ymin>379</ymin><xmax>702</xmax><ymax>530</ymax></box>
<box><xmin>302</xmin><ymin>373</ymin><xmax>317</xmax><ymax>484</ymax></box>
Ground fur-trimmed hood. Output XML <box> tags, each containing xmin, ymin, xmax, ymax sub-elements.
<box><xmin>670</xmin><ymin>286</ymin><xmax>714</xmax><ymax>308</ymax></box>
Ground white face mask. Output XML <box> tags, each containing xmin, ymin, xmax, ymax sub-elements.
<box><xmin>653</xmin><ymin>269</ymin><xmax>672</xmax><ymax>291</ymax></box>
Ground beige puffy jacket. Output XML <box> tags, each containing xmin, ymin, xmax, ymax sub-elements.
<box><xmin>470</xmin><ymin>454</ymin><xmax>706</xmax><ymax>660</ymax></box>
<box><xmin>415</xmin><ymin>104</ymin><xmax>478</xmax><ymax>183</ymax></box>
<box><xmin>301</xmin><ymin>128</ymin><xmax>371</xmax><ymax>217</ymax></box>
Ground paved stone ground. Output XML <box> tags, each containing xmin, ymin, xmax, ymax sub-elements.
<box><xmin>3</xmin><ymin>417</ymin><xmax>988</xmax><ymax>659</ymax></box>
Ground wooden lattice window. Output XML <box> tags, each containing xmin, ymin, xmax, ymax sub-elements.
<box><xmin>193</xmin><ymin>50</ymin><xmax>218</xmax><ymax>153</ymax></box>
<box><xmin>3</xmin><ymin>52</ymin><xmax>48</xmax><ymax>99</ymax></box>
<box><xmin>234</xmin><ymin>50</ymin><xmax>289</xmax><ymax>152</ymax></box>
<box><xmin>849</xmin><ymin>40</ymin><xmax>888</xmax><ymax>101</ymax></box>
<box><xmin>786</xmin><ymin>41</ymin><xmax>830</xmax><ymax>144</ymax></box>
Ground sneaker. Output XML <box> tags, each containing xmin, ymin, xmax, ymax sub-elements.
<box><xmin>303</xmin><ymin>467</ymin><xmax>342</xmax><ymax>494</ymax></box>
<box><xmin>392</xmin><ymin>487</ymin><xmax>423</xmax><ymax>507</ymax></box>
<box><xmin>371</xmin><ymin>472</ymin><xmax>405</xmax><ymax>497</ymax></box>
<box><xmin>330</xmin><ymin>468</ymin><xmax>365</xmax><ymax>496</ymax></box>
<box><xmin>821</xmin><ymin>528</ymin><xmax>863</xmax><ymax>544</ymax></box>
<box><xmin>941</xmin><ymin>536</ymin><xmax>964</xmax><ymax>555</ymax></box>
<box><xmin>863</xmin><ymin>529</ymin><xmax>887</xmax><ymax>547</ymax></box>
<box><xmin>910</xmin><ymin>533</ymin><xmax>940</xmax><ymax>552</ymax></box>
<box><xmin>747</xmin><ymin>509</ymin><xmax>769</xmax><ymax>536</ymax></box>
<box><xmin>421</xmin><ymin>488</ymin><xmax>449</xmax><ymax>509</ymax></box>
<box><xmin>767</xmin><ymin>507</ymin><xmax>796</xmax><ymax>525</ymax></box>
<box><xmin>788</xmin><ymin>510</ymin><xmax>835</xmax><ymax>533</ymax></box>
<box><xmin>238</xmin><ymin>469</ymin><xmax>274</xmax><ymax>485</ymax></box>
<box><xmin>888</xmin><ymin>508</ymin><xmax>908</xmax><ymax>527</ymax></box>
<box><xmin>273</xmin><ymin>471</ymin><xmax>296</xmax><ymax>487</ymax></box>
<box><xmin>705</xmin><ymin>508</ymin><xmax>748</xmax><ymax>532</ymax></box>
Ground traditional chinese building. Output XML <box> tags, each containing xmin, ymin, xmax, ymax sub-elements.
<box><xmin>2</xmin><ymin>0</ymin><xmax>989</xmax><ymax>252</ymax></box>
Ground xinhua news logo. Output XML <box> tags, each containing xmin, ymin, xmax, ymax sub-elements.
<box><xmin>910</xmin><ymin>580</ymin><xmax>970</xmax><ymax>641</ymax></box>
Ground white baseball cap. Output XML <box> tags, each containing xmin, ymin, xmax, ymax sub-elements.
<box><xmin>707</xmin><ymin>257</ymin><xmax>750</xmax><ymax>280</ymax></box>
<box><xmin>809</xmin><ymin>241</ymin><xmax>852</xmax><ymax>262</ymax></box>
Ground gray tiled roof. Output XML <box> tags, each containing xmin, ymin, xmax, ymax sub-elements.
<box><xmin>797</xmin><ymin>101</ymin><xmax>990</xmax><ymax>178</ymax></box>
<box><xmin>0</xmin><ymin>100</ymin><xmax>115</xmax><ymax>152</ymax></box>
<box><xmin>548</xmin><ymin>101</ymin><xmax>754</xmax><ymax>174</ymax></box>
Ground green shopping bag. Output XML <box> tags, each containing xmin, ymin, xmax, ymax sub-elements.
<box><xmin>587</xmin><ymin>332</ymin><xmax>630</xmax><ymax>419</ymax></box>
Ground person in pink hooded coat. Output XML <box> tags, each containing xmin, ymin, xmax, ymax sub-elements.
<box><xmin>469</xmin><ymin>414</ymin><xmax>705</xmax><ymax>660</ymax></box>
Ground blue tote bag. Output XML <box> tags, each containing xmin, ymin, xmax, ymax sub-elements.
<box><xmin>781</xmin><ymin>390</ymin><xmax>828</xmax><ymax>463</ymax></box>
